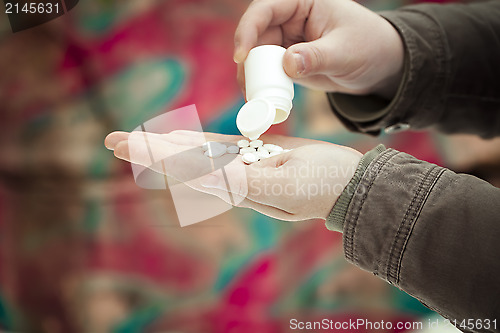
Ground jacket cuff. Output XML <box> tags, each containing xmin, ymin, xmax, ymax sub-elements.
<box><xmin>325</xmin><ymin>144</ymin><xmax>386</xmax><ymax>232</ymax></box>
<box><xmin>327</xmin><ymin>7</ymin><xmax>447</xmax><ymax>134</ymax></box>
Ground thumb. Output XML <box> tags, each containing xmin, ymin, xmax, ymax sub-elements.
<box><xmin>283</xmin><ymin>38</ymin><xmax>337</xmax><ymax>78</ymax></box>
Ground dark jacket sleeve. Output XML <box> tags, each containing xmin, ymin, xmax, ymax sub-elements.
<box><xmin>328</xmin><ymin>0</ymin><xmax>500</xmax><ymax>138</ymax></box>
<box><xmin>326</xmin><ymin>145</ymin><xmax>500</xmax><ymax>332</ymax></box>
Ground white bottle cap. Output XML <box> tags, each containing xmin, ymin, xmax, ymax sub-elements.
<box><xmin>236</xmin><ymin>98</ymin><xmax>275</xmax><ymax>141</ymax></box>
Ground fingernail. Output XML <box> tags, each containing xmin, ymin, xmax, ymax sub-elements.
<box><xmin>201</xmin><ymin>174</ymin><xmax>222</xmax><ymax>189</ymax></box>
<box><xmin>233</xmin><ymin>47</ymin><xmax>244</xmax><ymax>63</ymax></box>
<box><xmin>293</xmin><ymin>52</ymin><xmax>305</xmax><ymax>75</ymax></box>
<box><xmin>104</xmin><ymin>142</ymin><xmax>114</xmax><ymax>151</ymax></box>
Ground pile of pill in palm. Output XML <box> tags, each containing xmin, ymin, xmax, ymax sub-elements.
<box><xmin>202</xmin><ymin>140</ymin><xmax>290</xmax><ymax>164</ymax></box>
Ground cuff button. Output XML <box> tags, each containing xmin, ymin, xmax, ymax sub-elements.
<box><xmin>384</xmin><ymin>123</ymin><xmax>410</xmax><ymax>134</ymax></box>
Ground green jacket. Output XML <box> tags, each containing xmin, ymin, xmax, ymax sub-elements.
<box><xmin>326</xmin><ymin>1</ymin><xmax>500</xmax><ymax>331</ymax></box>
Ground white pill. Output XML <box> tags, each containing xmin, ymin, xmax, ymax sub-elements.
<box><xmin>256</xmin><ymin>150</ymin><xmax>270</xmax><ymax>159</ymax></box>
<box><xmin>249</xmin><ymin>140</ymin><xmax>263</xmax><ymax>148</ymax></box>
<box><xmin>204</xmin><ymin>142</ymin><xmax>226</xmax><ymax>158</ymax></box>
<box><xmin>267</xmin><ymin>144</ymin><xmax>283</xmax><ymax>153</ymax></box>
<box><xmin>237</xmin><ymin>139</ymin><xmax>250</xmax><ymax>148</ymax></box>
<box><xmin>257</xmin><ymin>147</ymin><xmax>269</xmax><ymax>153</ymax></box>
<box><xmin>283</xmin><ymin>149</ymin><xmax>292</xmax><ymax>153</ymax></box>
<box><xmin>239</xmin><ymin>147</ymin><xmax>256</xmax><ymax>154</ymax></box>
<box><xmin>226</xmin><ymin>145</ymin><xmax>240</xmax><ymax>154</ymax></box>
<box><xmin>203</xmin><ymin>141</ymin><xmax>225</xmax><ymax>151</ymax></box>
<box><xmin>202</xmin><ymin>141</ymin><xmax>217</xmax><ymax>151</ymax></box>
<box><xmin>242</xmin><ymin>152</ymin><xmax>259</xmax><ymax>164</ymax></box>
<box><xmin>269</xmin><ymin>151</ymin><xmax>281</xmax><ymax>157</ymax></box>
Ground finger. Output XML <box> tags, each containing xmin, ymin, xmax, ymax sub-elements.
<box><xmin>167</xmin><ymin>130</ymin><xmax>243</xmax><ymax>144</ymax></box>
<box><xmin>237</xmin><ymin>63</ymin><xmax>246</xmax><ymax>98</ymax></box>
<box><xmin>113</xmin><ymin>136</ymin><xmax>193</xmax><ymax>168</ymax></box>
<box><xmin>283</xmin><ymin>33</ymin><xmax>343</xmax><ymax>78</ymax></box>
<box><xmin>289</xmin><ymin>74</ymin><xmax>344</xmax><ymax>92</ymax></box>
<box><xmin>105</xmin><ymin>131</ymin><xmax>130</xmax><ymax>150</ymax></box>
<box><xmin>256</xmin><ymin>25</ymin><xmax>283</xmax><ymax>46</ymax></box>
<box><xmin>108</xmin><ymin>130</ymin><xmax>246</xmax><ymax>149</ymax></box>
<box><xmin>106</xmin><ymin>131</ymin><xmax>184</xmax><ymax>150</ymax></box>
<box><xmin>170</xmin><ymin>131</ymin><xmax>246</xmax><ymax>146</ymax></box>
<box><xmin>257</xmin><ymin>134</ymin><xmax>326</xmax><ymax>149</ymax></box>
<box><xmin>114</xmin><ymin>136</ymin><xmax>239</xmax><ymax>182</ymax></box>
<box><xmin>150</xmin><ymin>130</ymin><xmax>243</xmax><ymax>147</ymax></box>
<box><xmin>291</xmin><ymin>73</ymin><xmax>373</xmax><ymax>95</ymax></box>
<box><xmin>161</xmin><ymin>131</ymin><xmax>207</xmax><ymax>146</ymax></box>
<box><xmin>107</xmin><ymin>131</ymin><xmax>175</xmax><ymax>150</ymax></box>
<box><xmin>234</xmin><ymin>0</ymin><xmax>301</xmax><ymax>63</ymax></box>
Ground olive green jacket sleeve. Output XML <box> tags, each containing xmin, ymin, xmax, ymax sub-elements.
<box><xmin>326</xmin><ymin>1</ymin><xmax>500</xmax><ymax>331</ymax></box>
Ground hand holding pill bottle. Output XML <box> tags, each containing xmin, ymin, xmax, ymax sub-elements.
<box><xmin>233</xmin><ymin>0</ymin><xmax>404</xmax><ymax>100</ymax></box>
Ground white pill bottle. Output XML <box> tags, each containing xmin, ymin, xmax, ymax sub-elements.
<box><xmin>236</xmin><ymin>45</ymin><xmax>294</xmax><ymax>140</ymax></box>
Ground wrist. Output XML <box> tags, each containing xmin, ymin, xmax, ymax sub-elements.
<box><xmin>371</xmin><ymin>17</ymin><xmax>405</xmax><ymax>100</ymax></box>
